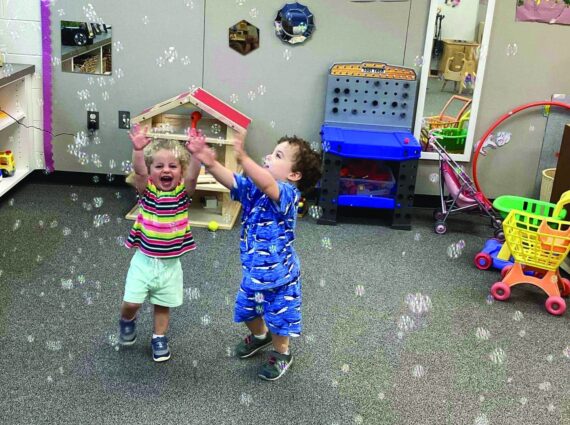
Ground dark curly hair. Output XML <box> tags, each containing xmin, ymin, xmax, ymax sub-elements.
<box><xmin>277</xmin><ymin>135</ymin><xmax>322</xmax><ymax>194</ymax></box>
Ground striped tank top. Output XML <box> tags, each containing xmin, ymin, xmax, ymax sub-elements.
<box><xmin>125</xmin><ymin>180</ymin><xmax>196</xmax><ymax>258</ymax></box>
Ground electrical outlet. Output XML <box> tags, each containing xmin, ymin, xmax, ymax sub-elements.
<box><xmin>87</xmin><ymin>111</ymin><xmax>99</xmax><ymax>131</ymax></box>
<box><xmin>119</xmin><ymin>111</ymin><xmax>130</xmax><ymax>129</ymax></box>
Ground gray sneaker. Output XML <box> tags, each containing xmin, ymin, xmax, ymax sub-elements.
<box><xmin>258</xmin><ymin>350</ymin><xmax>293</xmax><ymax>381</ymax></box>
<box><xmin>235</xmin><ymin>333</ymin><xmax>272</xmax><ymax>358</ymax></box>
<box><xmin>118</xmin><ymin>318</ymin><xmax>137</xmax><ymax>346</ymax></box>
<box><xmin>151</xmin><ymin>336</ymin><xmax>171</xmax><ymax>362</ymax></box>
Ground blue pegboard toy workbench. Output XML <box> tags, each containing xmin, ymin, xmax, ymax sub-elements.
<box><xmin>317</xmin><ymin>62</ymin><xmax>421</xmax><ymax>229</ymax></box>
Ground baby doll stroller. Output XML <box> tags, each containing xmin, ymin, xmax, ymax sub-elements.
<box><xmin>429</xmin><ymin>135</ymin><xmax>504</xmax><ymax>240</ymax></box>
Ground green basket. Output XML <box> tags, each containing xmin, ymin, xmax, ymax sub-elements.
<box><xmin>431</xmin><ymin>127</ymin><xmax>467</xmax><ymax>153</ymax></box>
<box><xmin>493</xmin><ymin>195</ymin><xmax>567</xmax><ymax>220</ymax></box>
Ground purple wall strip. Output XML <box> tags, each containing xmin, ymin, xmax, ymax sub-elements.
<box><xmin>40</xmin><ymin>0</ymin><xmax>54</xmax><ymax>171</ymax></box>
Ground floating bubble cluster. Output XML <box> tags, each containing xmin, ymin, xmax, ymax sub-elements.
<box><xmin>447</xmin><ymin>240</ymin><xmax>465</xmax><ymax>259</ymax></box>
<box><xmin>475</xmin><ymin>327</ymin><xmax>490</xmax><ymax>340</ymax></box>
<box><xmin>506</xmin><ymin>43</ymin><xmax>518</xmax><ymax>56</ymax></box>
<box><xmin>489</xmin><ymin>347</ymin><xmax>506</xmax><ymax>365</ymax></box>
<box><xmin>405</xmin><ymin>293</ymin><xmax>432</xmax><ymax>315</ymax></box>
<box><xmin>308</xmin><ymin>205</ymin><xmax>323</xmax><ymax>220</ymax></box>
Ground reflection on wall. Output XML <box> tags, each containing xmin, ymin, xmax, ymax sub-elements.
<box><xmin>228</xmin><ymin>20</ymin><xmax>260</xmax><ymax>55</ymax></box>
<box><xmin>420</xmin><ymin>0</ymin><xmax>485</xmax><ymax>155</ymax></box>
<box><xmin>61</xmin><ymin>21</ymin><xmax>112</xmax><ymax>75</ymax></box>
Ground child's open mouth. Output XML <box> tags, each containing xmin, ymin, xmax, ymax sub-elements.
<box><xmin>160</xmin><ymin>176</ymin><xmax>174</xmax><ymax>185</ymax></box>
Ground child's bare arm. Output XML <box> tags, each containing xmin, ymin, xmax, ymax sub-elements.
<box><xmin>129</xmin><ymin>124</ymin><xmax>151</xmax><ymax>194</ymax></box>
<box><xmin>186</xmin><ymin>129</ymin><xmax>236</xmax><ymax>190</ymax></box>
<box><xmin>184</xmin><ymin>155</ymin><xmax>201</xmax><ymax>195</ymax></box>
<box><xmin>183</xmin><ymin>128</ymin><xmax>203</xmax><ymax>195</ymax></box>
<box><xmin>234</xmin><ymin>136</ymin><xmax>279</xmax><ymax>201</ymax></box>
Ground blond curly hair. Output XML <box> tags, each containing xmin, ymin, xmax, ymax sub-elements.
<box><xmin>126</xmin><ymin>139</ymin><xmax>190</xmax><ymax>186</ymax></box>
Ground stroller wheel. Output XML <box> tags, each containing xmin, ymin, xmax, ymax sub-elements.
<box><xmin>433</xmin><ymin>209</ymin><xmax>445</xmax><ymax>221</ymax></box>
<box><xmin>434</xmin><ymin>221</ymin><xmax>447</xmax><ymax>235</ymax></box>
<box><xmin>494</xmin><ymin>229</ymin><xmax>505</xmax><ymax>242</ymax></box>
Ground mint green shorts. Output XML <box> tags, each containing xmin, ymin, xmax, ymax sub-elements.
<box><xmin>124</xmin><ymin>250</ymin><xmax>183</xmax><ymax>307</ymax></box>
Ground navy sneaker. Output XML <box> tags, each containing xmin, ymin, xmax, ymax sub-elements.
<box><xmin>258</xmin><ymin>350</ymin><xmax>293</xmax><ymax>381</ymax></box>
<box><xmin>118</xmin><ymin>318</ymin><xmax>137</xmax><ymax>346</ymax></box>
<box><xmin>151</xmin><ymin>336</ymin><xmax>171</xmax><ymax>362</ymax></box>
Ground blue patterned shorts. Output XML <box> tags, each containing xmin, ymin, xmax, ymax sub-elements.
<box><xmin>234</xmin><ymin>277</ymin><xmax>302</xmax><ymax>337</ymax></box>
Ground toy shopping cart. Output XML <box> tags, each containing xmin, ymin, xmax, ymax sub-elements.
<box><xmin>420</xmin><ymin>95</ymin><xmax>472</xmax><ymax>151</ymax></box>
<box><xmin>430</xmin><ymin>137</ymin><xmax>504</xmax><ymax>239</ymax></box>
<box><xmin>474</xmin><ymin>195</ymin><xmax>567</xmax><ymax>271</ymax></box>
<box><xmin>490</xmin><ymin>190</ymin><xmax>570</xmax><ymax>316</ymax></box>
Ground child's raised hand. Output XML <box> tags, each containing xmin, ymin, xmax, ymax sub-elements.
<box><xmin>186</xmin><ymin>127</ymin><xmax>216</xmax><ymax>167</ymax></box>
<box><xmin>129</xmin><ymin>124</ymin><xmax>151</xmax><ymax>151</ymax></box>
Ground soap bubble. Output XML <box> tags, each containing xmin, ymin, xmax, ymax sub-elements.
<box><xmin>142</xmin><ymin>16</ymin><xmax>149</xmax><ymax>25</ymax></box>
<box><xmin>429</xmin><ymin>173</ymin><xmax>439</xmax><ymax>183</ymax></box>
<box><xmin>321</xmin><ymin>237</ymin><xmax>332</xmax><ymax>250</ymax></box>
<box><xmin>475</xmin><ymin>327</ymin><xmax>490</xmax><ymax>340</ymax></box>
<box><xmin>181</xmin><ymin>56</ymin><xmax>191</xmax><ymax>65</ymax></box>
<box><xmin>505</xmin><ymin>43</ymin><xmax>518</xmax><ymax>56</ymax></box>
<box><xmin>489</xmin><ymin>347</ymin><xmax>506</xmax><ymax>365</ymax></box>
<box><xmin>236</xmin><ymin>0</ymin><xmax>246</xmax><ymax>6</ymax></box>
<box><xmin>230</xmin><ymin>93</ymin><xmax>239</xmax><ymax>104</ymax></box>
<box><xmin>247</xmin><ymin>90</ymin><xmax>256</xmax><ymax>101</ymax></box>
<box><xmin>414</xmin><ymin>55</ymin><xmax>424</xmax><ymax>67</ymax></box>
<box><xmin>283</xmin><ymin>48</ymin><xmax>292</xmax><ymax>61</ymax></box>
<box><xmin>309</xmin><ymin>205</ymin><xmax>323</xmax><ymax>219</ymax></box>
<box><xmin>164</xmin><ymin>47</ymin><xmax>178</xmax><ymax>64</ymax></box>
<box><xmin>249</xmin><ymin>8</ymin><xmax>259</xmax><ymax>18</ymax></box>
<box><xmin>113</xmin><ymin>41</ymin><xmax>124</xmax><ymax>52</ymax></box>
<box><xmin>239</xmin><ymin>393</ymin><xmax>252</xmax><ymax>406</ymax></box>
<box><xmin>355</xmin><ymin>285</ymin><xmax>365</xmax><ymax>296</ymax></box>
<box><xmin>257</xmin><ymin>84</ymin><xmax>266</xmax><ymax>95</ymax></box>
<box><xmin>412</xmin><ymin>365</ymin><xmax>426</xmax><ymax>378</ymax></box>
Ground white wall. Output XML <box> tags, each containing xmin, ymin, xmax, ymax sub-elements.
<box><xmin>0</xmin><ymin>0</ymin><xmax>43</xmax><ymax>153</ymax></box>
<box><xmin>438</xmin><ymin>0</ymin><xmax>480</xmax><ymax>41</ymax></box>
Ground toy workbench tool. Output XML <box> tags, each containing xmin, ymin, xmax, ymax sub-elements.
<box><xmin>318</xmin><ymin>61</ymin><xmax>421</xmax><ymax>230</ymax></box>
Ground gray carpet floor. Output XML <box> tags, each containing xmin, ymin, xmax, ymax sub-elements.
<box><xmin>1</xmin><ymin>179</ymin><xmax>569</xmax><ymax>425</ymax></box>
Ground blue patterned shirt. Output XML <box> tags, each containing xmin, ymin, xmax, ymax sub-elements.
<box><xmin>231</xmin><ymin>173</ymin><xmax>301</xmax><ymax>290</ymax></box>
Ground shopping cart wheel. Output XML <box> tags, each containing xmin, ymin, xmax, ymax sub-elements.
<box><xmin>433</xmin><ymin>210</ymin><xmax>445</xmax><ymax>221</ymax></box>
<box><xmin>500</xmin><ymin>265</ymin><xmax>513</xmax><ymax>280</ymax></box>
<box><xmin>545</xmin><ymin>296</ymin><xmax>566</xmax><ymax>316</ymax></box>
<box><xmin>560</xmin><ymin>278</ymin><xmax>570</xmax><ymax>298</ymax></box>
<box><xmin>490</xmin><ymin>282</ymin><xmax>511</xmax><ymax>301</ymax></box>
<box><xmin>474</xmin><ymin>252</ymin><xmax>492</xmax><ymax>270</ymax></box>
<box><xmin>494</xmin><ymin>229</ymin><xmax>505</xmax><ymax>242</ymax></box>
<box><xmin>434</xmin><ymin>221</ymin><xmax>447</xmax><ymax>235</ymax></box>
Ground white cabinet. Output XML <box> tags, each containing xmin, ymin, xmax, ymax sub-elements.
<box><xmin>0</xmin><ymin>64</ymin><xmax>44</xmax><ymax>197</ymax></box>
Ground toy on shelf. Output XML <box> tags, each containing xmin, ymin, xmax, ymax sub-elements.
<box><xmin>318</xmin><ymin>61</ymin><xmax>421</xmax><ymax>230</ymax></box>
<box><xmin>128</xmin><ymin>87</ymin><xmax>252</xmax><ymax>230</ymax></box>
<box><xmin>429</xmin><ymin>137</ymin><xmax>503</xmax><ymax>239</ymax></box>
<box><xmin>0</xmin><ymin>150</ymin><xmax>16</xmax><ymax>177</ymax></box>
<box><xmin>489</xmin><ymin>190</ymin><xmax>570</xmax><ymax>316</ymax></box>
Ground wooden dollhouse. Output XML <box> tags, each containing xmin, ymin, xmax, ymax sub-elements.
<box><xmin>127</xmin><ymin>87</ymin><xmax>252</xmax><ymax>230</ymax></box>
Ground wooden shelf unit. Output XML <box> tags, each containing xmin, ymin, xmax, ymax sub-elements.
<box><xmin>0</xmin><ymin>64</ymin><xmax>43</xmax><ymax>198</ymax></box>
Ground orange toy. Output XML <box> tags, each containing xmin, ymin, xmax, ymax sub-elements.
<box><xmin>490</xmin><ymin>190</ymin><xmax>570</xmax><ymax>316</ymax></box>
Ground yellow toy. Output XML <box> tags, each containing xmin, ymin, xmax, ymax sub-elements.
<box><xmin>490</xmin><ymin>191</ymin><xmax>570</xmax><ymax>316</ymax></box>
<box><xmin>207</xmin><ymin>220</ymin><xmax>219</xmax><ymax>232</ymax></box>
<box><xmin>0</xmin><ymin>150</ymin><xmax>15</xmax><ymax>177</ymax></box>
